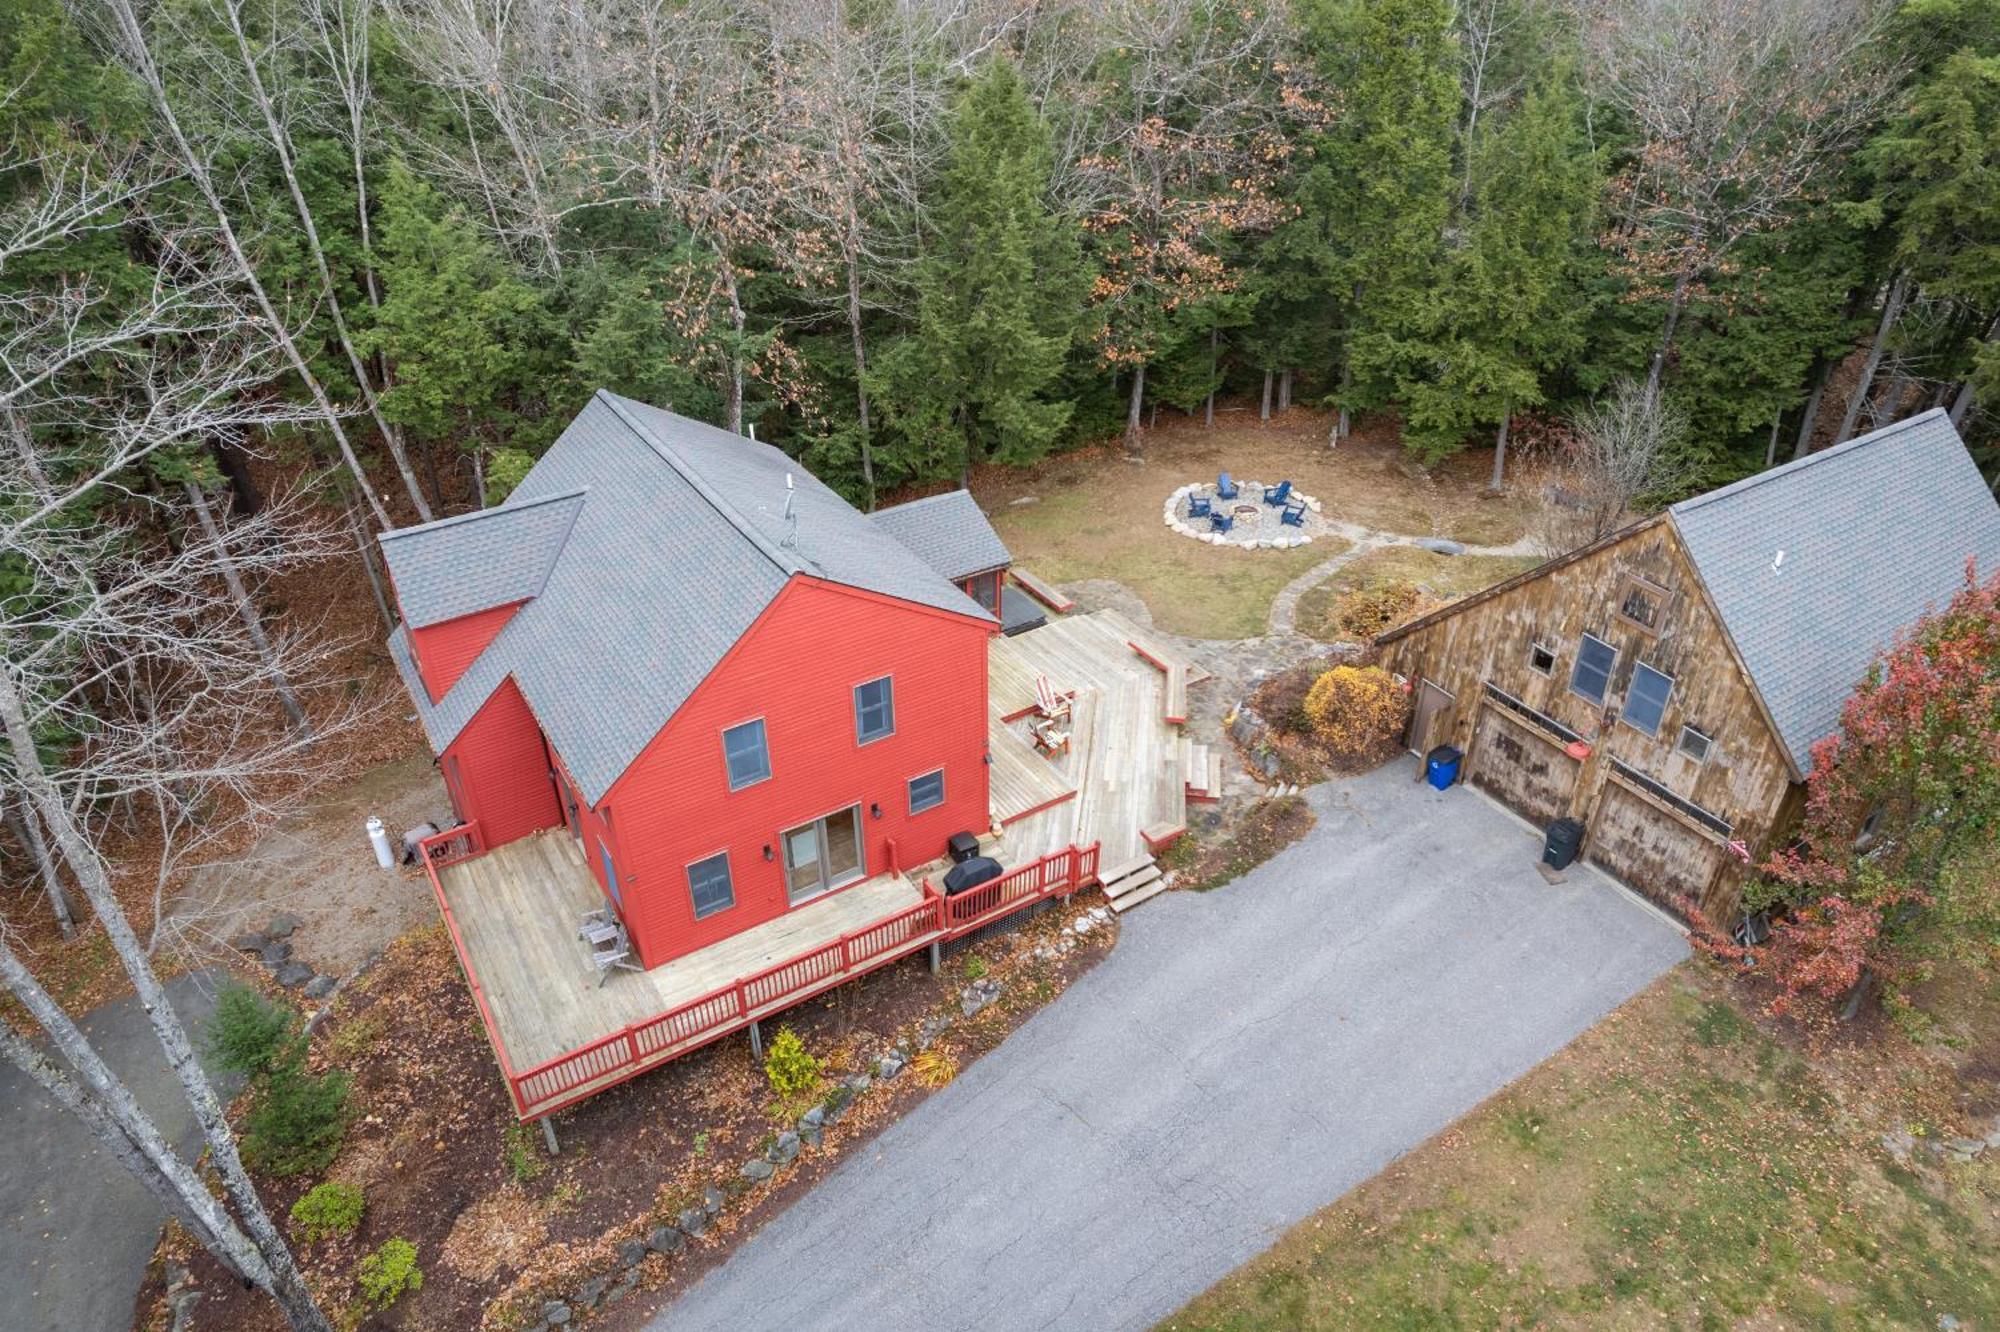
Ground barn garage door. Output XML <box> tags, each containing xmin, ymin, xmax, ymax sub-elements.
<box><xmin>1468</xmin><ymin>702</ymin><xmax>1580</xmax><ymax>829</ymax></box>
<box><xmin>1586</xmin><ymin>780</ymin><xmax>1726</xmax><ymax>921</ymax></box>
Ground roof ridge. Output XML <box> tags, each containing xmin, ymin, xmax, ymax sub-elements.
<box><xmin>876</xmin><ymin>489</ymin><xmax>974</xmax><ymax>514</ymax></box>
<box><xmin>594</xmin><ymin>391</ymin><xmax>808</xmax><ymax>582</ymax></box>
<box><xmin>1671</xmin><ymin>408</ymin><xmax>1950</xmax><ymax>515</ymax></box>
<box><xmin>377</xmin><ymin>486</ymin><xmax>589</xmax><ymax>543</ymax></box>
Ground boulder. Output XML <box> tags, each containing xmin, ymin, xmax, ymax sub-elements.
<box><xmin>303</xmin><ymin>974</ymin><xmax>337</xmax><ymax>1001</ymax></box>
<box><xmin>617</xmin><ymin>1238</ymin><xmax>648</xmax><ymax>1269</ymax></box>
<box><xmin>768</xmin><ymin>1131</ymin><xmax>801</xmax><ymax>1165</ymax></box>
<box><xmin>575</xmin><ymin>1276</ymin><xmax>610</xmax><ymax>1309</ymax></box>
<box><xmin>263</xmin><ymin>912</ymin><xmax>302</xmax><ymax>938</ymax></box>
<box><xmin>258</xmin><ymin>941</ymin><xmax>292</xmax><ymax>967</ymax></box>
<box><xmin>273</xmin><ymin>961</ymin><xmax>313</xmax><ymax>989</ymax></box>
<box><xmin>646</xmin><ymin>1225</ymin><xmax>684</xmax><ymax>1255</ymax></box>
<box><xmin>678</xmin><ymin>1207</ymin><xmax>708</xmax><ymax>1237</ymax></box>
<box><xmin>542</xmin><ymin>1302</ymin><xmax>572</xmax><ymax>1328</ymax></box>
<box><xmin>703</xmin><ymin>1186</ymin><xmax>726</xmax><ymax>1216</ymax></box>
<box><xmin>1414</xmin><ymin>537</ymin><xmax>1466</xmax><ymax>556</ymax></box>
<box><xmin>228</xmin><ymin>931</ymin><xmax>267</xmax><ymax>954</ymax></box>
<box><xmin>740</xmin><ymin>1158</ymin><xmax>775</xmax><ymax>1183</ymax></box>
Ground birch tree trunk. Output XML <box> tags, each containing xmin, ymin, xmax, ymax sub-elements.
<box><xmin>183</xmin><ymin>481</ymin><xmax>309</xmax><ymax>732</ymax></box>
<box><xmin>1259</xmin><ymin>370</ymin><xmax>1272</xmax><ymax>421</ymax></box>
<box><xmin>721</xmin><ymin>264</ymin><xmax>746</xmax><ymax>436</ymax></box>
<box><xmin>218</xmin><ymin>0</ymin><xmax>431</xmax><ymax>522</ymax></box>
<box><xmin>100</xmin><ymin>0</ymin><xmax>391</xmax><ymax>532</ymax></box>
<box><xmin>4</xmin><ymin>794</ymin><xmax>78</xmax><ymax>936</ymax></box>
<box><xmin>1792</xmin><ymin>356</ymin><xmax>1833</xmax><ymax>459</ymax></box>
<box><xmin>1278</xmin><ymin>368</ymin><xmax>1292</xmax><ymax>413</ymax></box>
<box><xmin>1833</xmin><ymin>271</ymin><xmax>1910</xmax><ymax>446</ymax></box>
<box><xmin>1204</xmin><ymin>328</ymin><xmax>1217</xmax><ymax>427</ymax></box>
<box><xmin>1488</xmin><ymin>408</ymin><xmax>1512</xmax><ymax>492</ymax></box>
<box><xmin>1125</xmin><ymin>361</ymin><xmax>1147</xmax><ymax>449</ymax></box>
<box><xmin>346</xmin><ymin>490</ymin><xmax>395</xmax><ymax>631</ymax></box>
<box><xmin>0</xmin><ymin>671</ymin><xmax>333</xmax><ymax>1332</ymax></box>
<box><xmin>843</xmin><ymin>219</ymin><xmax>876</xmax><ymax>509</ymax></box>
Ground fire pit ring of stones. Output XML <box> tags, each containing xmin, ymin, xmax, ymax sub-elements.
<box><xmin>1163</xmin><ymin>480</ymin><xmax>1326</xmax><ymax>550</ymax></box>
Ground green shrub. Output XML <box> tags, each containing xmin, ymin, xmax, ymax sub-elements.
<box><xmin>961</xmin><ymin>954</ymin><xmax>989</xmax><ymax>981</ymax></box>
<box><xmin>763</xmin><ymin>1027</ymin><xmax>821</xmax><ymax>1102</ymax></box>
<box><xmin>243</xmin><ymin>1060</ymin><xmax>352</xmax><ymax>1177</ymax></box>
<box><xmin>290</xmin><ymin>1181</ymin><xmax>365</xmax><ymax>1242</ymax></box>
<box><xmin>356</xmin><ymin>1237</ymin><xmax>422</xmax><ymax>1309</ymax></box>
<box><xmin>503</xmin><ymin>1123</ymin><xmax>546</xmax><ymax>1184</ymax></box>
<box><xmin>205</xmin><ymin>984</ymin><xmax>296</xmax><ymax>1080</ymax></box>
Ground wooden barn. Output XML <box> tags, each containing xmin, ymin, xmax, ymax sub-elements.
<box><xmin>378</xmin><ymin>392</ymin><xmax>1112</xmax><ymax>1119</ymax></box>
<box><xmin>1376</xmin><ymin>410</ymin><xmax>2000</xmax><ymax>929</ymax></box>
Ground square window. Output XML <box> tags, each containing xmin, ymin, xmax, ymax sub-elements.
<box><xmin>1570</xmin><ymin>634</ymin><xmax>1618</xmax><ymax>704</ymax></box>
<box><xmin>721</xmin><ymin>719</ymin><xmax>770</xmax><ymax>790</ymax></box>
<box><xmin>1677</xmin><ymin>724</ymin><xmax>1712</xmax><ymax>763</ymax></box>
<box><xmin>1622</xmin><ymin>663</ymin><xmax>1674</xmax><ymax>735</ymax></box>
<box><xmin>908</xmin><ymin>768</ymin><xmax>946</xmax><ymax>814</ymax></box>
<box><xmin>1616</xmin><ymin>574</ymin><xmax>1672</xmax><ymax>634</ymax></box>
<box><xmin>855</xmin><ymin>676</ymin><xmax>895</xmax><ymax>745</ymax></box>
<box><xmin>1529</xmin><ymin>642</ymin><xmax>1557</xmax><ymax>676</ymax></box>
<box><xmin>687</xmin><ymin>851</ymin><xmax>734</xmax><ymax>919</ymax></box>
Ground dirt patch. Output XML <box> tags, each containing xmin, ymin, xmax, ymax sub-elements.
<box><xmin>141</xmin><ymin>893</ymin><xmax>1117</xmax><ymax>1331</ymax></box>
<box><xmin>1159</xmin><ymin>795</ymin><xmax>1315</xmax><ymax>893</ymax></box>
<box><xmin>951</xmin><ymin>407</ymin><xmax>1536</xmax><ymax>641</ymax></box>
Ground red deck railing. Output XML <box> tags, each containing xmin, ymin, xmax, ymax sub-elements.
<box><xmin>419</xmin><ymin>827</ymin><xmax>1100</xmax><ymax>1121</ymax></box>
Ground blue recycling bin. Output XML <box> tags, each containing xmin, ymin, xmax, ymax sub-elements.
<box><xmin>1425</xmin><ymin>745</ymin><xmax>1463</xmax><ymax>791</ymax></box>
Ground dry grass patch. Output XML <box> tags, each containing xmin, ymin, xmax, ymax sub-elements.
<box><xmin>1297</xmin><ymin>547</ymin><xmax>1538</xmax><ymax>644</ymax></box>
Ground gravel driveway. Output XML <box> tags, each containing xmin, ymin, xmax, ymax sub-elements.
<box><xmin>654</xmin><ymin>763</ymin><xmax>1688</xmax><ymax>1332</ymax></box>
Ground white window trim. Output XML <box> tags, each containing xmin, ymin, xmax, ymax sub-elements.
<box><xmin>1570</xmin><ymin>633</ymin><xmax>1618</xmax><ymax>705</ymax></box>
<box><xmin>721</xmin><ymin>717</ymin><xmax>771</xmax><ymax>791</ymax></box>
<box><xmin>908</xmin><ymin>767</ymin><xmax>946</xmax><ymax>814</ymax></box>
<box><xmin>1676</xmin><ymin>724</ymin><xmax>1712</xmax><ymax>764</ymax></box>
<box><xmin>1528</xmin><ymin>641</ymin><xmax>1558</xmax><ymax>677</ymax></box>
<box><xmin>1620</xmin><ymin>662</ymin><xmax>1675</xmax><ymax>736</ymax></box>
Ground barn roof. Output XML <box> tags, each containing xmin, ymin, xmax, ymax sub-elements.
<box><xmin>383</xmin><ymin>391</ymin><xmax>992</xmax><ymax>804</ymax></box>
<box><xmin>869</xmin><ymin>490</ymin><xmax>1012</xmax><ymax>581</ymax></box>
<box><xmin>1668</xmin><ymin>408</ymin><xmax>2000</xmax><ymax>776</ymax></box>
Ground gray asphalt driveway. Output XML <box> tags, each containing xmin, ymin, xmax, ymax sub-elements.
<box><xmin>655</xmin><ymin>764</ymin><xmax>1687</xmax><ymax>1332</ymax></box>
<box><xmin>0</xmin><ymin>969</ymin><xmax>228</xmax><ymax>1332</ymax></box>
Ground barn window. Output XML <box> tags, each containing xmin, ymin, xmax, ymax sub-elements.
<box><xmin>854</xmin><ymin>676</ymin><xmax>895</xmax><ymax>744</ymax></box>
<box><xmin>908</xmin><ymin>768</ymin><xmax>946</xmax><ymax>814</ymax></box>
<box><xmin>1622</xmin><ymin>663</ymin><xmax>1674</xmax><ymax>735</ymax></box>
<box><xmin>686</xmin><ymin>851</ymin><xmax>735</xmax><ymax>919</ymax></box>
<box><xmin>721</xmin><ymin>719</ymin><xmax>771</xmax><ymax>790</ymax></box>
<box><xmin>1677</xmin><ymin>724</ymin><xmax>1712</xmax><ymax>764</ymax></box>
<box><xmin>1528</xmin><ymin>642</ymin><xmax>1557</xmax><ymax>676</ymax></box>
<box><xmin>1570</xmin><ymin>634</ymin><xmax>1618</xmax><ymax>704</ymax></box>
<box><xmin>1616</xmin><ymin>574</ymin><xmax>1672</xmax><ymax>634</ymax></box>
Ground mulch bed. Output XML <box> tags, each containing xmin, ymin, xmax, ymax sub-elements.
<box><xmin>136</xmin><ymin>893</ymin><xmax>1116</xmax><ymax>1331</ymax></box>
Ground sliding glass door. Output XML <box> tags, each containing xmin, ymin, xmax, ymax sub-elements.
<box><xmin>780</xmin><ymin>805</ymin><xmax>863</xmax><ymax>905</ymax></box>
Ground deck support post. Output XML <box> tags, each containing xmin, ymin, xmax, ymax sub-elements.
<box><xmin>928</xmin><ymin>941</ymin><xmax>941</xmax><ymax>975</ymax></box>
<box><xmin>540</xmin><ymin>1115</ymin><xmax>560</xmax><ymax>1155</ymax></box>
<box><xmin>748</xmin><ymin>1019</ymin><xmax>763</xmax><ymax>1062</ymax></box>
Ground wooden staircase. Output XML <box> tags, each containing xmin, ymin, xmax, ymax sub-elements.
<box><xmin>1098</xmin><ymin>852</ymin><xmax>1170</xmax><ymax>913</ymax></box>
<box><xmin>1181</xmin><ymin>737</ymin><xmax>1224</xmax><ymax>802</ymax></box>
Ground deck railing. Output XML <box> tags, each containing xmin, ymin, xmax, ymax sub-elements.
<box><xmin>422</xmin><ymin>830</ymin><xmax>1100</xmax><ymax>1121</ymax></box>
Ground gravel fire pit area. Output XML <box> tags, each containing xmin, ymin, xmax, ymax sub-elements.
<box><xmin>1163</xmin><ymin>480</ymin><xmax>1326</xmax><ymax>549</ymax></box>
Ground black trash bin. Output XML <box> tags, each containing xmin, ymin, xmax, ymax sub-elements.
<box><xmin>1542</xmin><ymin>817</ymin><xmax>1585</xmax><ymax>870</ymax></box>
<box><xmin>946</xmin><ymin>831</ymin><xmax>981</xmax><ymax>864</ymax></box>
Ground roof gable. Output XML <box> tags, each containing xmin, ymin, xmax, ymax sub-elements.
<box><xmin>1668</xmin><ymin>409</ymin><xmax>2000</xmax><ymax>773</ymax></box>
<box><xmin>383</xmin><ymin>392</ymin><xmax>992</xmax><ymax>803</ymax></box>
<box><xmin>379</xmin><ymin>490</ymin><xmax>583</xmax><ymax>628</ymax></box>
<box><xmin>869</xmin><ymin>490</ymin><xmax>1013</xmax><ymax>582</ymax></box>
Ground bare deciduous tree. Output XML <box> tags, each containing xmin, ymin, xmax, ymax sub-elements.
<box><xmin>1534</xmin><ymin>377</ymin><xmax>1694</xmax><ymax>555</ymax></box>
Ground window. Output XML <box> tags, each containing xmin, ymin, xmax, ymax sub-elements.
<box><xmin>687</xmin><ymin>851</ymin><xmax>735</xmax><ymax>919</ymax></box>
<box><xmin>964</xmin><ymin>571</ymin><xmax>1001</xmax><ymax>613</ymax></box>
<box><xmin>1855</xmin><ymin>805</ymin><xmax>1885</xmax><ymax>850</ymax></box>
<box><xmin>721</xmin><ymin>719</ymin><xmax>770</xmax><ymax>790</ymax></box>
<box><xmin>1570</xmin><ymin>634</ymin><xmax>1618</xmax><ymax>704</ymax></box>
<box><xmin>854</xmin><ymin>676</ymin><xmax>895</xmax><ymax>745</ymax></box>
<box><xmin>1528</xmin><ymin>642</ymin><xmax>1557</xmax><ymax>676</ymax></box>
<box><xmin>1622</xmin><ymin>663</ymin><xmax>1674</xmax><ymax>735</ymax></box>
<box><xmin>597</xmin><ymin>837</ymin><xmax>621</xmax><ymax>906</ymax></box>
<box><xmin>1616</xmin><ymin>573</ymin><xmax>1672</xmax><ymax>634</ymax></box>
<box><xmin>908</xmin><ymin>768</ymin><xmax>946</xmax><ymax>814</ymax></box>
<box><xmin>1677</xmin><ymin>724</ymin><xmax>1712</xmax><ymax>764</ymax></box>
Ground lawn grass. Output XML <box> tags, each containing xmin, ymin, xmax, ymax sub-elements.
<box><xmin>1296</xmin><ymin>547</ymin><xmax>1539</xmax><ymax>643</ymax></box>
<box><xmin>1163</xmin><ymin>972</ymin><xmax>2000</xmax><ymax>1331</ymax></box>
<box><xmin>969</xmin><ymin>410</ymin><xmax>1539</xmax><ymax>641</ymax></box>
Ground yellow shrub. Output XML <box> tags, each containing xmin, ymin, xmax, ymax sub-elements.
<box><xmin>1302</xmin><ymin>666</ymin><xmax>1411</xmax><ymax>765</ymax></box>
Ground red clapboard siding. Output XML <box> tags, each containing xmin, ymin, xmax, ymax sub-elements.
<box><xmin>601</xmin><ymin>578</ymin><xmax>992</xmax><ymax>969</ymax></box>
<box><xmin>410</xmin><ymin>601</ymin><xmax>524</xmax><ymax>702</ymax></box>
<box><xmin>441</xmin><ymin>677</ymin><xmax>562</xmax><ymax>847</ymax></box>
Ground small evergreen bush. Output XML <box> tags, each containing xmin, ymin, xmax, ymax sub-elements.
<box><xmin>1302</xmin><ymin>666</ymin><xmax>1411</xmax><ymax>766</ymax></box>
<box><xmin>356</xmin><ymin>1237</ymin><xmax>422</xmax><ymax>1309</ymax></box>
<box><xmin>207</xmin><ymin>984</ymin><xmax>353</xmax><ymax>1176</ymax></box>
<box><xmin>290</xmin><ymin>1181</ymin><xmax>364</xmax><ymax>1242</ymax></box>
<box><xmin>205</xmin><ymin>984</ymin><xmax>295</xmax><ymax>1080</ymax></box>
<box><xmin>762</xmin><ymin>1027</ymin><xmax>821</xmax><ymax>1103</ymax></box>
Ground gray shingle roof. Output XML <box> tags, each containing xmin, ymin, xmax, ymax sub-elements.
<box><xmin>383</xmin><ymin>391</ymin><xmax>992</xmax><ymax>803</ymax></box>
<box><xmin>378</xmin><ymin>491</ymin><xmax>584</xmax><ymax>628</ymax></box>
<box><xmin>869</xmin><ymin>490</ymin><xmax>1013</xmax><ymax>582</ymax></box>
<box><xmin>1670</xmin><ymin>409</ymin><xmax>2000</xmax><ymax>775</ymax></box>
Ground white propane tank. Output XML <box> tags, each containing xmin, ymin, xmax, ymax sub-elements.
<box><xmin>366</xmin><ymin>815</ymin><xmax>394</xmax><ymax>870</ymax></box>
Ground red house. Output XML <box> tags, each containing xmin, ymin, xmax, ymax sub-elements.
<box><xmin>381</xmin><ymin>393</ymin><xmax>1101</xmax><ymax>1118</ymax></box>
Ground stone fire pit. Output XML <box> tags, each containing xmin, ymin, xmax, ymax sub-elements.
<box><xmin>1163</xmin><ymin>480</ymin><xmax>1326</xmax><ymax>550</ymax></box>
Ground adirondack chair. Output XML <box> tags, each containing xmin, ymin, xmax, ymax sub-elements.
<box><xmin>1033</xmin><ymin>672</ymin><xmax>1073</xmax><ymax>722</ymax></box>
<box><xmin>1187</xmin><ymin>494</ymin><xmax>1212</xmax><ymax>518</ymax></box>
<box><xmin>1281</xmin><ymin>496</ymin><xmax>1308</xmax><ymax>527</ymax></box>
<box><xmin>1209</xmin><ymin>510</ymin><xmax>1235</xmax><ymax>533</ymax></box>
<box><xmin>1263</xmin><ymin>479</ymin><xmax>1293</xmax><ymax>507</ymax></box>
<box><xmin>1216</xmin><ymin>471</ymin><xmax>1239</xmax><ymax>499</ymax></box>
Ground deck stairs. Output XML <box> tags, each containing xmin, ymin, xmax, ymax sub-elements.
<box><xmin>1099</xmin><ymin>851</ymin><xmax>1170</xmax><ymax>914</ymax></box>
<box><xmin>1181</xmin><ymin>737</ymin><xmax>1224</xmax><ymax>803</ymax></box>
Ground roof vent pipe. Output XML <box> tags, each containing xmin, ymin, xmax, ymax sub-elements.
<box><xmin>781</xmin><ymin>473</ymin><xmax>798</xmax><ymax>549</ymax></box>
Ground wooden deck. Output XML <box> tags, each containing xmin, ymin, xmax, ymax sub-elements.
<box><xmin>988</xmin><ymin>721</ymin><xmax>1076</xmax><ymax>826</ymax></box>
<box><xmin>438</xmin><ymin>830</ymin><xmax>927</xmax><ymax>1073</ymax></box>
<box><xmin>990</xmin><ymin>611</ymin><xmax>1192</xmax><ymax>869</ymax></box>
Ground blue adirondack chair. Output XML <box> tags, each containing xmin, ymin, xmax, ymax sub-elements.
<box><xmin>1216</xmin><ymin>471</ymin><xmax>1239</xmax><ymax>499</ymax></box>
<box><xmin>1263</xmin><ymin>479</ymin><xmax>1293</xmax><ymax>507</ymax></box>
<box><xmin>1188</xmin><ymin>494</ymin><xmax>1212</xmax><ymax>518</ymax></box>
<box><xmin>1281</xmin><ymin>496</ymin><xmax>1308</xmax><ymax>527</ymax></box>
<box><xmin>1209</xmin><ymin>510</ymin><xmax>1234</xmax><ymax>533</ymax></box>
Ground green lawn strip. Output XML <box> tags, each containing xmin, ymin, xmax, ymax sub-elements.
<box><xmin>1162</xmin><ymin>980</ymin><xmax>2000</xmax><ymax>1331</ymax></box>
